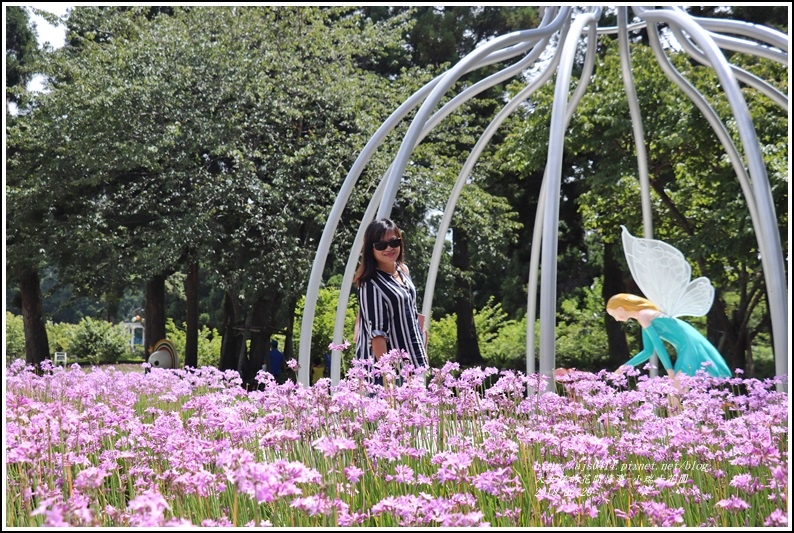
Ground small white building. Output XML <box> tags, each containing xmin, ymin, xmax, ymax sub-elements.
<box><xmin>122</xmin><ymin>321</ymin><xmax>145</xmax><ymax>351</ymax></box>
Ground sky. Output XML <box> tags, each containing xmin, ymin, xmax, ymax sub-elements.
<box><xmin>25</xmin><ymin>3</ymin><xmax>70</xmax><ymax>49</ymax></box>
<box><xmin>12</xmin><ymin>4</ymin><xmax>71</xmax><ymax>92</ymax></box>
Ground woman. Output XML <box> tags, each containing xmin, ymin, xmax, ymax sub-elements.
<box><xmin>607</xmin><ymin>293</ymin><xmax>731</xmax><ymax>378</ymax></box>
<box><xmin>354</xmin><ymin>218</ymin><xmax>428</xmax><ymax>378</ymax></box>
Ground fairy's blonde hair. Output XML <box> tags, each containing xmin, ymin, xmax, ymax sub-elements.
<box><xmin>606</xmin><ymin>293</ymin><xmax>660</xmax><ymax>313</ymax></box>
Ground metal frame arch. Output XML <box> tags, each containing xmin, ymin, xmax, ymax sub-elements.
<box><xmin>297</xmin><ymin>7</ymin><xmax>788</xmax><ymax>393</ymax></box>
<box><xmin>300</xmin><ymin>6</ymin><xmax>572</xmax><ymax>385</ymax></box>
<box><xmin>633</xmin><ymin>6</ymin><xmax>788</xmax><ymax>389</ymax></box>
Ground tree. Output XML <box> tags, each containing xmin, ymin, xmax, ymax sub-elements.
<box><xmin>9</xmin><ymin>6</ymin><xmax>424</xmax><ymax>381</ymax></box>
<box><xmin>5</xmin><ymin>5</ymin><xmax>39</xmax><ymax>104</ymax></box>
<box><xmin>6</xmin><ymin>6</ymin><xmax>51</xmax><ymax>368</ymax></box>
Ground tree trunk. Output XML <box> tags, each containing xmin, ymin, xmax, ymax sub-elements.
<box><xmin>452</xmin><ymin>227</ymin><xmax>484</xmax><ymax>367</ymax></box>
<box><xmin>104</xmin><ymin>291</ymin><xmax>121</xmax><ymax>324</ymax></box>
<box><xmin>19</xmin><ymin>267</ymin><xmax>50</xmax><ymax>369</ymax></box>
<box><xmin>144</xmin><ymin>274</ymin><xmax>167</xmax><ymax>359</ymax></box>
<box><xmin>219</xmin><ymin>290</ymin><xmax>243</xmax><ymax>371</ymax></box>
<box><xmin>710</xmin><ymin>293</ymin><xmax>743</xmax><ymax>376</ymax></box>
<box><xmin>247</xmin><ymin>293</ymin><xmax>280</xmax><ymax>386</ymax></box>
<box><xmin>184</xmin><ymin>262</ymin><xmax>199</xmax><ymax>368</ymax></box>
<box><xmin>602</xmin><ymin>242</ymin><xmax>629</xmax><ymax>368</ymax></box>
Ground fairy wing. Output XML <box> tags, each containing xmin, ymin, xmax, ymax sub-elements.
<box><xmin>621</xmin><ymin>225</ymin><xmax>714</xmax><ymax>317</ymax></box>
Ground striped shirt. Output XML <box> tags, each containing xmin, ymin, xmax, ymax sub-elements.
<box><xmin>355</xmin><ymin>268</ymin><xmax>428</xmax><ymax>369</ymax></box>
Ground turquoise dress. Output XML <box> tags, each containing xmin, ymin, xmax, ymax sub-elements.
<box><xmin>624</xmin><ymin>316</ymin><xmax>732</xmax><ymax>378</ymax></box>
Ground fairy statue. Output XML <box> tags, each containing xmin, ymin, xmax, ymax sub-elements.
<box><xmin>607</xmin><ymin>226</ymin><xmax>732</xmax><ymax>379</ymax></box>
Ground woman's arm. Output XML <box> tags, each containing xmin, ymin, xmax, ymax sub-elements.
<box><xmin>372</xmin><ymin>336</ymin><xmax>388</xmax><ymax>361</ymax></box>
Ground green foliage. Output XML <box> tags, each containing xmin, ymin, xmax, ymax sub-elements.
<box><xmin>426</xmin><ymin>313</ymin><xmax>457</xmax><ymax>367</ymax></box>
<box><xmin>7</xmin><ymin>313</ymin><xmax>82</xmax><ymax>365</ymax></box>
<box><xmin>5</xmin><ymin>5</ymin><xmax>40</xmax><ymax>102</ymax></box>
<box><xmin>45</xmin><ymin>321</ymin><xmax>74</xmax><ymax>353</ymax></box>
<box><xmin>475</xmin><ymin>300</ymin><xmax>528</xmax><ymax>370</ymax></box>
<box><xmin>5</xmin><ymin>312</ymin><xmax>26</xmax><ymax>364</ymax></box>
<box><xmin>68</xmin><ymin>317</ymin><xmax>129</xmax><ymax>365</ymax></box>
<box><xmin>554</xmin><ymin>279</ymin><xmax>610</xmax><ymax>372</ymax></box>
<box><xmin>165</xmin><ymin>318</ymin><xmax>223</xmax><ymax>368</ymax></box>
<box><xmin>428</xmin><ymin>298</ymin><xmax>530</xmax><ymax>371</ymax></box>
<box><xmin>294</xmin><ymin>285</ymin><xmax>358</xmax><ymax>370</ymax></box>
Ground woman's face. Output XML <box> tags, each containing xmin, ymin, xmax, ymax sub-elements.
<box><xmin>607</xmin><ymin>306</ymin><xmax>629</xmax><ymax>322</ymax></box>
<box><xmin>373</xmin><ymin>229</ymin><xmax>401</xmax><ymax>270</ymax></box>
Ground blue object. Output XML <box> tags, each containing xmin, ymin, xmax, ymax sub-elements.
<box><xmin>269</xmin><ymin>348</ymin><xmax>285</xmax><ymax>377</ymax></box>
<box><xmin>624</xmin><ymin>316</ymin><xmax>732</xmax><ymax>378</ymax></box>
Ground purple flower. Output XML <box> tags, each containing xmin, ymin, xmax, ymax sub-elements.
<box><xmin>390</xmin><ymin>464</ymin><xmax>415</xmax><ymax>484</ymax></box>
<box><xmin>312</xmin><ymin>435</ymin><xmax>357</xmax><ymax>457</ymax></box>
<box><xmin>328</xmin><ymin>340</ymin><xmax>351</xmax><ymax>351</ymax></box>
<box><xmin>764</xmin><ymin>509</ymin><xmax>787</xmax><ymax>527</ymax></box>
<box><xmin>729</xmin><ymin>473</ymin><xmax>760</xmax><ymax>494</ymax></box>
<box><xmin>472</xmin><ymin>468</ymin><xmax>523</xmax><ymax>497</ymax></box>
<box><xmin>73</xmin><ymin>466</ymin><xmax>109</xmax><ymax>491</ymax></box>
<box><xmin>344</xmin><ymin>465</ymin><xmax>364</xmax><ymax>484</ymax></box>
<box><xmin>291</xmin><ymin>494</ymin><xmax>332</xmax><ymax>516</ymax></box>
<box><xmin>127</xmin><ymin>490</ymin><xmax>170</xmax><ymax>527</ymax></box>
<box><xmin>716</xmin><ymin>495</ymin><xmax>750</xmax><ymax>511</ymax></box>
<box><xmin>640</xmin><ymin>501</ymin><xmax>685</xmax><ymax>526</ymax></box>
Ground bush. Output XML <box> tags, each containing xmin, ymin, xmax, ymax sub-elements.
<box><xmin>165</xmin><ymin>318</ymin><xmax>223</xmax><ymax>368</ymax></box>
<box><xmin>6</xmin><ymin>312</ymin><xmax>25</xmax><ymax>365</ymax></box>
<box><xmin>427</xmin><ymin>313</ymin><xmax>457</xmax><ymax>367</ymax></box>
<box><xmin>69</xmin><ymin>317</ymin><xmax>129</xmax><ymax>365</ymax></box>
<box><xmin>294</xmin><ymin>285</ymin><xmax>357</xmax><ymax>372</ymax></box>
<box><xmin>46</xmin><ymin>321</ymin><xmax>75</xmax><ymax>353</ymax></box>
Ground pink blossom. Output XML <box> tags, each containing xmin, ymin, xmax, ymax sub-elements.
<box><xmin>640</xmin><ymin>501</ymin><xmax>685</xmax><ymax>526</ymax></box>
<box><xmin>127</xmin><ymin>490</ymin><xmax>170</xmax><ymax>527</ymax></box>
<box><xmin>344</xmin><ymin>465</ymin><xmax>364</xmax><ymax>484</ymax></box>
<box><xmin>764</xmin><ymin>509</ymin><xmax>787</xmax><ymax>527</ymax></box>
<box><xmin>328</xmin><ymin>340</ymin><xmax>351</xmax><ymax>351</ymax></box>
<box><xmin>312</xmin><ymin>435</ymin><xmax>357</xmax><ymax>456</ymax></box>
<box><xmin>716</xmin><ymin>495</ymin><xmax>750</xmax><ymax>511</ymax></box>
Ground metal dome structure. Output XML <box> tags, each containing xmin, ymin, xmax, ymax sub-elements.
<box><xmin>297</xmin><ymin>6</ymin><xmax>788</xmax><ymax>391</ymax></box>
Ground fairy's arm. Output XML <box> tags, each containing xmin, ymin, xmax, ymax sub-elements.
<box><xmin>641</xmin><ymin>323</ymin><xmax>675</xmax><ymax>372</ymax></box>
<box><xmin>623</xmin><ymin>324</ymin><xmax>675</xmax><ymax>373</ymax></box>
<box><xmin>623</xmin><ymin>330</ymin><xmax>653</xmax><ymax>368</ymax></box>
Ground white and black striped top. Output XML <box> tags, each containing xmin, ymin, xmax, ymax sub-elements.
<box><xmin>355</xmin><ymin>268</ymin><xmax>428</xmax><ymax>369</ymax></box>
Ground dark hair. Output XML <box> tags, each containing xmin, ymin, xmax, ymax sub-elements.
<box><xmin>271</xmin><ymin>340</ymin><xmax>278</xmax><ymax>349</ymax></box>
<box><xmin>353</xmin><ymin>218</ymin><xmax>404</xmax><ymax>287</ymax></box>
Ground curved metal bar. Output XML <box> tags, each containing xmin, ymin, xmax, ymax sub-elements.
<box><xmin>706</xmin><ymin>32</ymin><xmax>788</xmax><ymax>65</ymax></box>
<box><xmin>645</xmin><ymin>20</ymin><xmax>760</xmax><ymax>227</ymax></box>
<box><xmin>379</xmin><ymin>16</ymin><xmax>575</xmax><ymax>219</ymax></box>
<box><xmin>528</xmin><ymin>13</ymin><xmax>600</xmax><ymax>386</ymax></box>
<box><xmin>526</xmin><ymin>17</ymin><xmax>598</xmax><ymax>380</ymax></box>
<box><xmin>692</xmin><ymin>16</ymin><xmax>789</xmax><ymax>52</ymax></box>
<box><xmin>618</xmin><ymin>7</ymin><xmax>657</xmax><ymax>377</ymax></box>
<box><xmin>635</xmin><ymin>6</ymin><xmax>788</xmax><ymax>391</ymax></box>
<box><xmin>421</xmin><ymin>13</ymin><xmax>569</xmax><ymax>329</ymax></box>
<box><xmin>664</xmin><ymin>12</ymin><xmax>788</xmax><ymax>111</ymax></box>
<box><xmin>324</xmin><ymin>7</ymin><xmax>571</xmax><ymax>385</ymax></box>
<box><xmin>539</xmin><ymin>10</ymin><xmax>601</xmax><ymax>389</ymax></box>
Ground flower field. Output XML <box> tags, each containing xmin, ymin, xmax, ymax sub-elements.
<box><xmin>4</xmin><ymin>352</ymin><xmax>789</xmax><ymax>527</ymax></box>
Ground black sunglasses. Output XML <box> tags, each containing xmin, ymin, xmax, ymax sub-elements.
<box><xmin>373</xmin><ymin>238</ymin><xmax>402</xmax><ymax>251</ymax></box>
